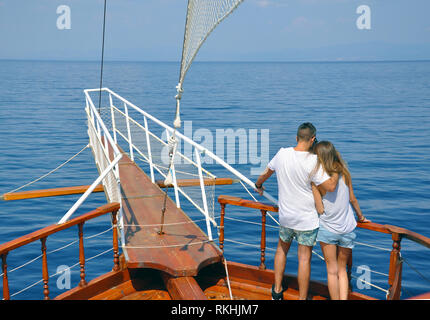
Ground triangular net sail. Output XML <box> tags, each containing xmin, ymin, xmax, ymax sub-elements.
<box><xmin>178</xmin><ymin>0</ymin><xmax>244</xmax><ymax>85</ymax></box>
<box><xmin>172</xmin><ymin>0</ymin><xmax>244</xmax><ymax>130</ymax></box>
<box><xmin>170</xmin><ymin>0</ymin><xmax>244</xmax><ymax>227</ymax></box>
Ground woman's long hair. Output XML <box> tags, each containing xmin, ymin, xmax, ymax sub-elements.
<box><xmin>313</xmin><ymin>141</ymin><xmax>351</xmax><ymax>186</ymax></box>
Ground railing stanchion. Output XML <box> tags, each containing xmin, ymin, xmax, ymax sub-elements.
<box><xmin>259</xmin><ymin>210</ymin><xmax>267</xmax><ymax>270</ymax></box>
<box><xmin>78</xmin><ymin>223</ymin><xmax>87</xmax><ymax>287</ymax></box>
<box><xmin>195</xmin><ymin>148</ymin><xmax>212</xmax><ymax>241</ymax></box>
<box><xmin>112</xmin><ymin>210</ymin><xmax>120</xmax><ymax>271</ymax></box>
<box><xmin>347</xmin><ymin>252</ymin><xmax>353</xmax><ymax>294</ymax></box>
<box><xmin>143</xmin><ymin>116</ymin><xmax>155</xmax><ymax>183</ymax></box>
<box><xmin>387</xmin><ymin>233</ymin><xmax>403</xmax><ymax>300</ymax></box>
<box><xmin>2</xmin><ymin>253</ymin><xmax>10</xmax><ymax>300</ymax></box>
<box><xmin>124</xmin><ymin>103</ymin><xmax>134</xmax><ymax>161</ymax></box>
<box><xmin>41</xmin><ymin>237</ymin><xmax>49</xmax><ymax>300</ymax></box>
<box><xmin>109</xmin><ymin>93</ymin><xmax>117</xmax><ymax>144</ymax></box>
<box><xmin>219</xmin><ymin>204</ymin><xmax>226</xmax><ymax>253</ymax></box>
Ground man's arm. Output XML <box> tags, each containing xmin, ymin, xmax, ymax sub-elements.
<box><xmin>254</xmin><ymin>167</ymin><xmax>274</xmax><ymax>196</ymax></box>
<box><xmin>318</xmin><ymin>172</ymin><xmax>339</xmax><ymax>193</ymax></box>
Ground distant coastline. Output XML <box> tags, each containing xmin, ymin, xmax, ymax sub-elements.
<box><xmin>1</xmin><ymin>58</ymin><xmax>430</xmax><ymax>64</ymax></box>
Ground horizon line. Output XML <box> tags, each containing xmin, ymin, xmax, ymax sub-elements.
<box><xmin>1</xmin><ymin>58</ymin><xmax>430</xmax><ymax>64</ymax></box>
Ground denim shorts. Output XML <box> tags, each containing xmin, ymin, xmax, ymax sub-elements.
<box><xmin>316</xmin><ymin>224</ymin><xmax>356</xmax><ymax>249</ymax></box>
<box><xmin>279</xmin><ymin>226</ymin><xmax>319</xmax><ymax>247</ymax></box>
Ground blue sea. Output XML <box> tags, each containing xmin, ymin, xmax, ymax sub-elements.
<box><xmin>0</xmin><ymin>60</ymin><xmax>429</xmax><ymax>300</ymax></box>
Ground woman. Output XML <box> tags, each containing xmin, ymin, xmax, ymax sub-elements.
<box><xmin>311</xmin><ymin>141</ymin><xmax>370</xmax><ymax>300</ymax></box>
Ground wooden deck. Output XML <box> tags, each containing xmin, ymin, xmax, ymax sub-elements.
<box><xmin>116</xmin><ymin>151</ymin><xmax>222</xmax><ymax>277</ymax></box>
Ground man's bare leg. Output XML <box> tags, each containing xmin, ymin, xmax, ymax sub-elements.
<box><xmin>273</xmin><ymin>238</ymin><xmax>291</xmax><ymax>294</ymax></box>
<box><xmin>297</xmin><ymin>244</ymin><xmax>313</xmax><ymax>300</ymax></box>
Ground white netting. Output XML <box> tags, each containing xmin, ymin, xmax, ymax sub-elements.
<box><xmin>86</xmin><ymin>106</ymin><xmax>120</xmax><ymax>204</ymax></box>
<box><xmin>179</xmin><ymin>0</ymin><xmax>244</xmax><ymax>84</ymax></box>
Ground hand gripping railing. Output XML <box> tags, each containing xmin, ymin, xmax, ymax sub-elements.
<box><xmin>217</xmin><ymin>195</ymin><xmax>430</xmax><ymax>300</ymax></box>
<box><xmin>1</xmin><ymin>203</ymin><xmax>120</xmax><ymax>300</ymax></box>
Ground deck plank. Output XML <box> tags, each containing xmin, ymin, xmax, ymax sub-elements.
<box><xmin>116</xmin><ymin>151</ymin><xmax>222</xmax><ymax>277</ymax></box>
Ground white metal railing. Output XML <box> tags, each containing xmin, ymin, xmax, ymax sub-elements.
<box><xmin>57</xmin><ymin>91</ymin><xmax>123</xmax><ymax>227</ymax></box>
<box><xmin>82</xmin><ymin>88</ymin><xmax>278</xmax><ymax>241</ymax></box>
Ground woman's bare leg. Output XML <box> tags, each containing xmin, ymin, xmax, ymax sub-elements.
<box><xmin>320</xmin><ymin>242</ymin><xmax>340</xmax><ymax>300</ymax></box>
<box><xmin>337</xmin><ymin>246</ymin><xmax>352</xmax><ymax>300</ymax></box>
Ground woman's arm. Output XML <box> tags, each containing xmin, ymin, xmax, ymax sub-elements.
<box><xmin>347</xmin><ymin>178</ymin><xmax>370</xmax><ymax>223</ymax></box>
<box><xmin>311</xmin><ymin>182</ymin><xmax>325</xmax><ymax>215</ymax></box>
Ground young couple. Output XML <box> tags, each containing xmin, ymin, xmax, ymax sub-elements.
<box><xmin>255</xmin><ymin>122</ymin><xmax>369</xmax><ymax>300</ymax></box>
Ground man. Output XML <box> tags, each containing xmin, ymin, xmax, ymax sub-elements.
<box><xmin>255</xmin><ymin>122</ymin><xmax>339</xmax><ymax>300</ymax></box>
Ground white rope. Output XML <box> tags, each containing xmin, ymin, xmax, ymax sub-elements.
<box><xmin>122</xmin><ymin>217</ymin><xmax>209</xmax><ymax>228</ymax></box>
<box><xmin>123</xmin><ymin>240</ymin><xmax>212</xmax><ymax>250</ymax></box>
<box><xmin>7</xmin><ymin>245</ymin><xmax>114</xmax><ymax>299</ymax></box>
<box><xmin>224</xmin><ymin>238</ymin><xmax>387</xmax><ymax>278</ymax></box>
<box><xmin>224</xmin><ymin>216</ymin><xmax>279</xmax><ymax>229</ymax></box>
<box><xmin>85</xmin><ymin>247</ymin><xmax>113</xmax><ymax>263</ymax></box>
<box><xmin>0</xmin><ymin>226</ymin><xmax>113</xmax><ymax>278</ymax></box>
<box><xmin>224</xmin><ymin>238</ymin><xmax>266</xmax><ymax>250</ymax></box>
<box><xmin>223</xmin><ymin>258</ymin><xmax>233</xmax><ymax>300</ymax></box>
<box><xmin>367</xmin><ymin>269</ymin><xmax>390</xmax><ymax>277</ymax></box>
<box><xmin>350</xmin><ymin>274</ymin><xmax>389</xmax><ymax>294</ymax></box>
<box><xmin>7</xmin><ymin>144</ymin><xmax>89</xmax><ymax>194</ymax></box>
<box><xmin>312</xmin><ymin>250</ymin><xmax>325</xmax><ymax>261</ymax></box>
<box><xmin>8</xmin><ymin>278</ymin><xmax>44</xmax><ymax>299</ymax></box>
<box><xmin>238</xmin><ymin>180</ymin><xmax>280</xmax><ymax>227</ymax></box>
<box><xmin>402</xmin><ymin>255</ymin><xmax>430</xmax><ymax>284</ymax></box>
<box><xmin>7</xmin><ymin>254</ymin><xmax>43</xmax><ymax>274</ymax></box>
<box><xmin>85</xmin><ymin>226</ymin><xmax>114</xmax><ymax>240</ymax></box>
<box><xmin>137</xmin><ymin>156</ymin><xmax>202</xmax><ymax>178</ymax></box>
<box><xmin>354</xmin><ymin>241</ymin><xmax>391</xmax><ymax>252</ymax></box>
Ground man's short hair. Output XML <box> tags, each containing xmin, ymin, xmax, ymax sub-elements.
<box><xmin>297</xmin><ymin>122</ymin><xmax>316</xmax><ymax>142</ymax></box>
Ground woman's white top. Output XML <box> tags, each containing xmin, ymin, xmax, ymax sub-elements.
<box><xmin>319</xmin><ymin>175</ymin><xmax>357</xmax><ymax>234</ymax></box>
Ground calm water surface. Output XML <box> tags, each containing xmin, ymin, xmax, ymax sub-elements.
<box><xmin>0</xmin><ymin>60</ymin><xmax>429</xmax><ymax>299</ymax></box>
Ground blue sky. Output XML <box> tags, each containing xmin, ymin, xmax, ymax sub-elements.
<box><xmin>0</xmin><ymin>0</ymin><xmax>429</xmax><ymax>61</ymax></box>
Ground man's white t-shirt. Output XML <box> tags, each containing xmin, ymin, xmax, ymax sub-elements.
<box><xmin>268</xmin><ymin>147</ymin><xmax>330</xmax><ymax>231</ymax></box>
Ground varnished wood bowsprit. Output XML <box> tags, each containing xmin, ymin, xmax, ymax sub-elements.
<box><xmin>117</xmin><ymin>151</ymin><xmax>222</xmax><ymax>277</ymax></box>
<box><xmin>2</xmin><ymin>185</ymin><xmax>105</xmax><ymax>201</ymax></box>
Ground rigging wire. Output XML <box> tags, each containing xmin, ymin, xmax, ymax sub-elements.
<box><xmin>97</xmin><ymin>0</ymin><xmax>108</xmax><ymax>113</ymax></box>
<box><xmin>5</xmin><ymin>144</ymin><xmax>89</xmax><ymax>195</ymax></box>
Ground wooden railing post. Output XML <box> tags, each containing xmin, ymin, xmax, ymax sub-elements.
<box><xmin>2</xmin><ymin>253</ymin><xmax>10</xmax><ymax>300</ymax></box>
<box><xmin>112</xmin><ymin>210</ymin><xmax>120</xmax><ymax>271</ymax></box>
<box><xmin>40</xmin><ymin>237</ymin><xmax>49</xmax><ymax>300</ymax></box>
<box><xmin>78</xmin><ymin>223</ymin><xmax>87</xmax><ymax>287</ymax></box>
<box><xmin>387</xmin><ymin>232</ymin><xmax>403</xmax><ymax>300</ymax></box>
<box><xmin>259</xmin><ymin>210</ymin><xmax>267</xmax><ymax>270</ymax></box>
<box><xmin>347</xmin><ymin>252</ymin><xmax>353</xmax><ymax>293</ymax></box>
<box><xmin>219</xmin><ymin>203</ymin><xmax>226</xmax><ymax>253</ymax></box>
